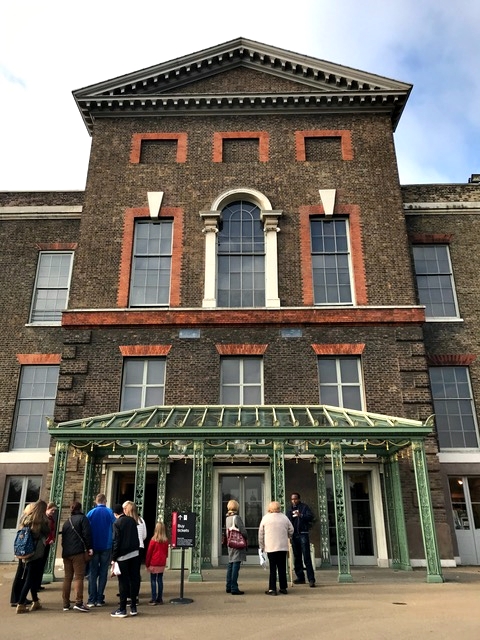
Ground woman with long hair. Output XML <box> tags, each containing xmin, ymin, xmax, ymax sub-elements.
<box><xmin>145</xmin><ymin>521</ymin><xmax>169</xmax><ymax>605</ymax></box>
<box><xmin>122</xmin><ymin>501</ymin><xmax>147</xmax><ymax>562</ymax></box>
<box><xmin>225</xmin><ymin>499</ymin><xmax>248</xmax><ymax>595</ymax></box>
<box><xmin>15</xmin><ymin>500</ymin><xmax>50</xmax><ymax>613</ymax></box>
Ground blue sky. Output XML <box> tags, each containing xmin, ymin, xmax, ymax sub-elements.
<box><xmin>1</xmin><ymin>0</ymin><xmax>478</xmax><ymax>190</ymax></box>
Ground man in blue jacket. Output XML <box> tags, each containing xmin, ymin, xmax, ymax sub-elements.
<box><xmin>287</xmin><ymin>492</ymin><xmax>316</xmax><ymax>587</ymax></box>
<box><xmin>86</xmin><ymin>494</ymin><xmax>115</xmax><ymax>607</ymax></box>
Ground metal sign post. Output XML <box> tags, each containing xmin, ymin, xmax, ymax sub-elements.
<box><xmin>170</xmin><ymin>511</ymin><xmax>196</xmax><ymax>605</ymax></box>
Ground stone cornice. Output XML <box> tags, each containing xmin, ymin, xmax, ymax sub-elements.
<box><xmin>73</xmin><ymin>37</ymin><xmax>411</xmax><ymax>135</ymax></box>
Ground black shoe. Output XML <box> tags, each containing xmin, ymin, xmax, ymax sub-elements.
<box><xmin>231</xmin><ymin>590</ymin><xmax>244</xmax><ymax>595</ymax></box>
<box><xmin>279</xmin><ymin>589</ymin><xmax>288</xmax><ymax>594</ymax></box>
<box><xmin>225</xmin><ymin>589</ymin><xmax>231</xmax><ymax>593</ymax></box>
<box><xmin>38</xmin><ymin>586</ymin><xmax>46</xmax><ymax>591</ymax></box>
<box><xmin>293</xmin><ymin>578</ymin><xmax>305</xmax><ymax>585</ymax></box>
<box><xmin>309</xmin><ymin>580</ymin><xmax>316</xmax><ymax>588</ymax></box>
<box><xmin>265</xmin><ymin>590</ymin><xmax>277</xmax><ymax>596</ymax></box>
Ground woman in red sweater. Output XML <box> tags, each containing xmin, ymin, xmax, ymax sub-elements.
<box><xmin>145</xmin><ymin>522</ymin><xmax>169</xmax><ymax>605</ymax></box>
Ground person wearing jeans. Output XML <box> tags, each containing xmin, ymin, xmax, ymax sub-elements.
<box><xmin>287</xmin><ymin>492</ymin><xmax>316</xmax><ymax>587</ymax></box>
<box><xmin>86</xmin><ymin>494</ymin><xmax>115</xmax><ymax>607</ymax></box>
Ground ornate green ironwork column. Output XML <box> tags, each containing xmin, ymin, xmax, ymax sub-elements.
<box><xmin>272</xmin><ymin>440</ymin><xmax>286</xmax><ymax>510</ymax></box>
<box><xmin>155</xmin><ymin>456</ymin><xmax>169</xmax><ymax>523</ymax></box>
<box><xmin>45</xmin><ymin>440</ymin><xmax>69</xmax><ymax>582</ymax></box>
<box><xmin>411</xmin><ymin>439</ymin><xmax>444</xmax><ymax>583</ymax></box>
<box><xmin>202</xmin><ymin>455</ymin><xmax>213</xmax><ymax>569</ymax></box>
<box><xmin>383</xmin><ymin>454</ymin><xmax>411</xmax><ymax>571</ymax></box>
<box><xmin>134</xmin><ymin>442</ymin><xmax>148</xmax><ymax>517</ymax></box>
<box><xmin>315</xmin><ymin>457</ymin><xmax>331</xmax><ymax>568</ymax></box>
<box><xmin>189</xmin><ymin>441</ymin><xmax>205</xmax><ymax>582</ymax></box>
<box><xmin>83</xmin><ymin>452</ymin><xmax>103</xmax><ymax>513</ymax></box>
<box><xmin>330</xmin><ymin>442</ymin><xmax>352</xmax><ymax>583</ymax></box>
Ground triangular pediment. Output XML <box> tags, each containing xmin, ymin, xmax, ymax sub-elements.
<box><xmin>73</xmin><ymin>37</ymin><xmax>412</xmax><ymax>134</ymax></box>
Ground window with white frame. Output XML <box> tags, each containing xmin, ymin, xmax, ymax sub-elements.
<box><xmin>429</xmin><ymin>366</ymin><xmax>479</xmax><ymax>449</ymax></box>
<box><xmin>311</xmin><ymin>218</ymin><xmax>353</xmax><ymax>305</ymax></box>
<box><xmin>412</xmin><ymin>245</ymin><xmax>459</xmax><ymax>319</ymax></box>
<box><xmin>30</xmin><ymin>252</ymin><xmax>73</xmax><ymax>323</ymax></box>
<box><xmin>129</xmin><ymin>220</ymin><xmax>173</xmax><ymax>306</ymax></box>
<box><xmin>12</xmin><ymin>365</ymin><xmax>59</xmax><ymax>449</ymax></box>
<box><xmin>318</xmin><ymin>357</ymin><xmax>363</xmax><ymax>410</ymax></box>
<box><xmin>1</xmin><ymin>476</ymin><xmax>42</xmax><ymax>529</ymax></box>
<box><xmin>217</xmin><ymin>201</ymin><xmax>265</xmax><ymax>307</ymax></box>
<box><xmin>120</xmin><ymin>358</ymin><xmax>166</xmax><ymax>410</ymax></box>
<box><xmin>220</xmin><ymin>357</ymin><xmax>263</xmax><ymax>405</ymax></box>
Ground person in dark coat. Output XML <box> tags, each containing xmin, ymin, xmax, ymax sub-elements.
<box><xmin>286</xmin><ymin>492</ymin><xmax>316</xmax><ymax>587</ymax></box>
<box><xmin>110</xmin><ymin>503</ymin><xmax>140</xmax><ymax>618</ymax></box>
<box><xmin>61</xmin><ymin>502</ymin><xmax>92</xmax><ymax>612</ymax></box>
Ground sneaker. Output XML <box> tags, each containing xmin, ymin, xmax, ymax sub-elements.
<box><xmin>293</xmin><ymin>578</ymin><xmax>305</xmax><ymax>585</ymax></box>
<box><xmin>63</xmin><ymin>605</ymin><xmax>71</xmax><ymax>611</ymax></box>
<box><xmin>309</xmin><ymin>580</ymin><xmax>316</xmax><ymax>588</ymax></box>
<box><xmin>30</xmin><ymin>600</ymin><xmax>42</xmax><ymax>611</ymax></box>
<box><xmin>96</xmin><ymin>601</ymin><xmax>106</xmax><ymax>607</ymax></box>
<box><xmin>74</xmin><ymin>603</ymin><xmax>90</xmax><ymax>612</ymax></box>
<box><xmin>111</xmin><ymin>609</ymin><xmax>128</xmax><ymax>618</ymax></box>
<box><xmin>148</xmin><ymin>600</ymin><xmax>157</xmax><ymax>606</ymax></box>
<box><xmin>86</xmin><ymin>602</ymin><xmax>96</xmax><ymax>608</ymax></box>
<box><xmin>129</xmin><ymin>605</ymin><xmax>138</xmax><ymax>616</ymax></box>
<box><xmin>155</xmin><ymin>598</ymin><xmax>163</xmax><ymax>605</ymax></box>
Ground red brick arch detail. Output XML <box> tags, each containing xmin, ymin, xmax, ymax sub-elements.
<box><xmin>213</xmin><ymin>131</ymin><xmax>269</xmax><ymax>162</ymax></box>
<box><xmin>299</xmin><ymin>204</ymin><xmax>367</xmax><ymax>306</ymax></box>
<box><xmin>427</xmin><ymin>354</ymin><xmax>477</xmax><ymax>366</ymax></box>
<box><xmin>16</xmin><ymin>354</ymin><xmax>62</xmax><ymax>364</ymax></box>
<box><xmin>311</xmin><ymin>344</ymin><xmax>365</xmax><ymax>355</ymax></box>
<box><xmin>409</xmin><ymin>233</ymin><xmax>453</xmax><ymax>244</ymax></box>
<box><xmin>216</xmin><ymin>344</ymin><xmax>268</xmax><ymax>355</ymax></box>
<box><xmin>117</xmin><ymin>207</ymin><xmax>183</xmax><ymax>309</ymax></box>
<box><xmin>130</xmin><ymin>133</ymin><xmax>188</xmax><ymax>163</ymax></box>
<box><xmin>35</xmin><ymin>243</ymin><xmax>78</xmax><ymax>250</ymax></box>
<box><xmin>295</xmin><ymin>130</ymin><xmax>353</xmax><ymax>161</ymax></box>
<box><xmin>119</xmin><ymin>345</ymin><xmax>172</xmax><ymax>356</ymax></box>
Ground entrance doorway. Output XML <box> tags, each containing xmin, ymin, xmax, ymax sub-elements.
<box><xmin>449</xmin><ymin>476</ymin><xmax>480</xmax><ymax>565</ymax></box>
<box><xmin>0</xmin><ymin>475</ymin><xmax>42</xmax><ymax>562</ymax></box>
<box><xmin>327</xmin><ymin>469</ymin><xmax>382</xmax><ymax>566</ymax></box>
<box><xmin>110</xmin><ymin>470</ymin><xmax>158</xmax><ymax>541</ymax></box>
<box><xmin>215</xmin><ymin>467</ymin><xmax>270</xmax><ymax>566</ymax></box>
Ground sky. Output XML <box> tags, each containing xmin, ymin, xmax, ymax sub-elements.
<box><xmin>1</xmin><ymin>0</ymin><xmax>479</xmax><ymax>191</ymax></box>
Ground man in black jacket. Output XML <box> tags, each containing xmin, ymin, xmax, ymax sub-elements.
<box><xmin>287</xmin><ymin>492</ymin><xmax>316</xmax><ymax>587</ymax></box>
<box><xmin>111</xmin><ymin>504</ymin><xmax>140</xmax><ymax>617</ymax></box>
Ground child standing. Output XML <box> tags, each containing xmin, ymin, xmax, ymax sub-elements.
<box><xmin>145</xmin><ymin>522</ymin><xmax>169</xmax><ymax>605</ymax></box>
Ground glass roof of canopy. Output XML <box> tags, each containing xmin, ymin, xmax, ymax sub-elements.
<box><xmin>49</xmin><ymin>404</ymin><xmax>429</xmax><ymax>436</ymax></box>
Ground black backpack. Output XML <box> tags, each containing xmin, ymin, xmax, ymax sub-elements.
<box><xmin>14</xmin><ymin>526</ymin><xmax>36</xmax><ymax>560</ymax></box>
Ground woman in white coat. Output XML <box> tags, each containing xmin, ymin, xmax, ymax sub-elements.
<box><xmin>258</xmin><ymin>501</ymin><xmax>293</xmax><ymax>595</ymax></box>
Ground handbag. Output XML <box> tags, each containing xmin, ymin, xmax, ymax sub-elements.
<box><xmin>68</xmin><ymin>517</ymin><xmax>90</xmax><ymax>562</ymax></box>
<box><xmin>227</xmin><ymin>517</ymin><xmax>247</xmax><ymax>550</ymax></box>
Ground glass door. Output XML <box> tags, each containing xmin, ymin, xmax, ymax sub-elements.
<box><xmin>220</xmin><ymin>473</ymin><xmax>264</xmax><ymax>564</ymax></box>
<box><xmin>0</xmin><ymin>475</ymin><xmax>42</xmax><ymax>562</ymax></box>
<box><xmin>449</xmin><ymin>476</ymin><xmax>480</xmax><ymax>565</ymax></box>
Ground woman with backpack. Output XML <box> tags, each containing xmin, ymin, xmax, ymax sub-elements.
<box><xmin>14</xmin><ymin>500</ymin><xmax>50</xmax><ymax>613</ymax></box>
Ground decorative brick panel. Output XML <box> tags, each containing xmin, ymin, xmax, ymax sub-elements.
<box><xmin>16</xmin><ymin>354</ymin><xmax>61</xmax><ymax>364</ymax></box>
<box><xmin>409</xmin><ymin>233</ymin><xmax>453</xmax><ymax>244</ymax></box>
<box><xmin>130</xmin><ymin>133</ymin><xmax>188</xmax><ymax>163</ymax></box>
<box><xmin>427</xmin><ymin>354</ymin><xmax>477</xmax><ymax>366</ymax></box>
<box><xmin>35</xmin><ymin>243</ymin><xmax>78</xmax><ymax>250</ymax></box>
<box><xmin>213</xmin><ymin>131</ymin><xmax>269</xmax><ymax>162</ymax></box>
<box><xmin>295</xmin><ymin>130</ymin><xmax>353</xmax><ymax>161</ymax></box>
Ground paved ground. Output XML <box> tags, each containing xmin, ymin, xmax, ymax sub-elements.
<box><xmin>1</xmin><ymin>562</ymin><xmax>480</xmax><ymax>640</ymax></box>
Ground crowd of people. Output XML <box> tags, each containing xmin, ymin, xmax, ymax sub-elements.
<box><xmin>10</xmin><ymin>490</ymin><xmax>315</xmax><ymax>614</ymax></box>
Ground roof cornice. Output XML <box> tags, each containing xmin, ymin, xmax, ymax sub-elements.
<box><xmin>73</xmin><ymin>37</ymin><xmax>412</xmax><ymax>134</ymax></box>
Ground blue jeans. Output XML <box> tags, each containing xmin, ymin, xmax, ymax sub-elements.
<box><xmin>88</xmin><ymin>549</ymin><xmax>111</xmax><ymax>605</ymax></box>
<box><xmin>292</xmin><ymin>533</ymin><xmax>315</xmax><ymax>583</ymax></box>
<box><xmin>150</xmin><ymin>573</ymin><xmax>164</xmax><ymax>602</ymax></box>
<box><xmin>226</xmin><ymin>561</ymin><xmax>241</xmax><ymax>593</ymax></box>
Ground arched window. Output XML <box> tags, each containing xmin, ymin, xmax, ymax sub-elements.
<box><xmin>200</xmin><ymin>188</ymin><xmax>281</xmax><ymax>308</ymax></box>
<box><xmin>217</xmin><ymin>201</ymin><xmax>265</xmax><ymax>307</ymax></box>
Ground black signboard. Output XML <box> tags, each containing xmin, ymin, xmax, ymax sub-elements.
<box><xmin>172</xmin><ymin>511</ymin><xmax>196</xmax><ymax>548</ymax></box>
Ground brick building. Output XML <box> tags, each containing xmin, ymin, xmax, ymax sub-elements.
<box><xmin>1</xmin><ymin>38</ymin><xmax>479</xmax><ymax>579</ymax></box>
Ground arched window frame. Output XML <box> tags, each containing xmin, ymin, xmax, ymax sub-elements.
<box><xmin>200</xmin><ymin>188</ymin><xmax>282</xmax><ymax>308</ymax></box>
